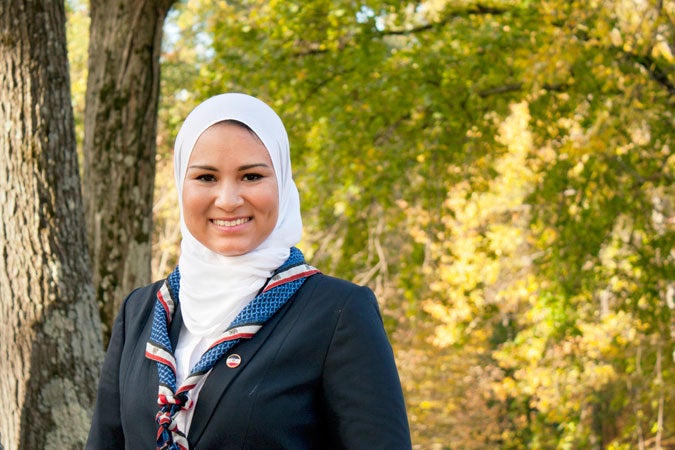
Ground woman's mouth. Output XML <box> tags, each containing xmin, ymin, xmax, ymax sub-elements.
<box><xmin>212</xmin><ymin>217</ymin><xmax>251</xmax><ymax>227</ymax></box>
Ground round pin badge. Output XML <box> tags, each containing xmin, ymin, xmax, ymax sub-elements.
<box><xmin>226</xmin><ymin>354</ymin><xmax>242</xmax><ymax>368</ymax></box>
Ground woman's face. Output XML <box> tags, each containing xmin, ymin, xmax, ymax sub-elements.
<box><xmin>182</xmin><ymin>122</ymin><xmax>279</xmax><ymax>256</ymax></box>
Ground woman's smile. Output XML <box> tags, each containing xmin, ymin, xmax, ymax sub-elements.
<box><xmin>211</xmin><ymin>217</ymin><xmax>252</xmax><ymax>228</ymax></box>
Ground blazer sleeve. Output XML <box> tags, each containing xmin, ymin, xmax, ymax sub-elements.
<box><xmin>320</xmin><ymin>285</ymin><xmax>412</xmax><ymax>449</ymax></box>
<box><xmin>86</xmin><ymin>281</ymin><xmax>159</xmax><ymax>449</ymax></box>
<box><xmin>85</xmin><ymin>297</ymin><xmax>128</xmax><ymax>449</ymax></box>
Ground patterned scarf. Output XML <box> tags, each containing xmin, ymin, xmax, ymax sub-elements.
<box><xmin>145</xmin><ymin>247</ymin><xmax>319</xmax><ymax>450</ymax></box>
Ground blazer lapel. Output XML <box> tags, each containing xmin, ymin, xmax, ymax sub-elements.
<box><xmin>187</xmin><ymin>299</ymin><xmax>293</xmax><ymax>447</ymax></box>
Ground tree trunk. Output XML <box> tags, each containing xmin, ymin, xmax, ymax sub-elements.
<box><xmin>83</xmin><ymin>0</ymin><xmax>175</xmax><ymax>344</ymax></box>
<box><xmin>0</xmin><ymin>1</ymin><xmax>103</xmax><ymax>448</ymax></box>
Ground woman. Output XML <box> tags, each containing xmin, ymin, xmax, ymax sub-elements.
<box><xmin>86</xmin><ymin>93</ymin><xmax>412</xmax><ymax>449</ymax></box>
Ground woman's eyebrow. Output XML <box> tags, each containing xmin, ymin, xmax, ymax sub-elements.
<box><xmin>186</xmin><ymin>163</ymin><xmax>272</xmax><ymax>171</ymax></box>
<box><xmin>238</xmin><ymin>163</ymin><xmax>272</xmax><ymax>171</ymax></box>
<box><xmin>187</xmin><ymin>164</ymin><xmax>218</xmax><ymax>171</ymax></box>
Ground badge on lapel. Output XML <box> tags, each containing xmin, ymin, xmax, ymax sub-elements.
<box><xmin>226</xmin><ymin>354</ymin><xmax>242</xmax><ymax>368</ymax></box>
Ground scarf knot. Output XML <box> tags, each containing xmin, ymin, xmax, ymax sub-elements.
<box><xmin>145</xmin><ymin>247</ymin><xmax>319</xmax><ymax>449</ymax></box>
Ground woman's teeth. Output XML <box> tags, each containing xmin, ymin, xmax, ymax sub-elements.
<box><xmin>213</xmin><ymin>218</ymin><xmax>249</xmax><ymax>227</ymax></box>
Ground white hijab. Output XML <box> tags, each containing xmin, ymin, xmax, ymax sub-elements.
<box><xmin>173</xmin><ymin>93</ymin><xmax>303</xmax><ymax>337</ymax></box>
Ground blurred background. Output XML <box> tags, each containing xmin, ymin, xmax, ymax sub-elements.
<box><xmin>67</xmin><ymin>0</ymin><xmax>674</xmax><ymax>448</ymax></box>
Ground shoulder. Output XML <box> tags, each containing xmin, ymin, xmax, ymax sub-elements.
<box><xmin>125</xmin><ymin>279</ymin><xmax>164</xmax><ymax>306</ymax></box>
<box><xmin>117</xmin><ymin>279</ymin><xmax>165</xmax><ymax>322</ymax></box>
<box><xmin>126</xmin><ymin>279</ymin><xmax>165</xmax><ymax>300</ymax></box>
<box><xmin>295</xmin><ymin>273</ymin><xmax>382</xmax><ymax>324</ymax></box>
<box><xmin>301</xmin><ymin>272</ymin><xmax>371</xmax><ymax>294</ymax></box>
<box><xmin>103</xmin><ymin>281</ymin><xmax>165</xmax><ymax>362</ymax></box>
<box><xmin>300</xmin><ymin>273</ymin><xmax>377</xmax><ymax>305</ymax></box>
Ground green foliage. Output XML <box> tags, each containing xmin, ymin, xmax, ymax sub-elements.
<box><xmin>153</xmin><ymin>0</ymin><xmax>674</xmax><ymax>447</ymax></box>
<box><xmin>66</xmin><ymin>0</ymin><xmax>90</xmax><ymax>150</ymax></box>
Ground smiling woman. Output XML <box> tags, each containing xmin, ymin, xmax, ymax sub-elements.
<box><xmin>182</xmin><ymin>121</ymin><xmax>279</xmax><ymax>257</ymax></box>
<box><xmin>86</xmin><ymin>93</ymin><xmax>412</xmax><ymax>450</ymax></box>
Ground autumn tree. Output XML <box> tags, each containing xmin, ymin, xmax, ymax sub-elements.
<box><xmin>158</xmin><ymin>0</ymin><xmax>673</xmax><ymax>447</ymax></box>
<box><xmin>0</xmin><ymin>0</ymin><xmax>103</xmax><ymax>448</ymax></box>
<box><xmin>82</xmin><ymin>0</ymin><xmax>175</xmax><ymax>342</ymax></box>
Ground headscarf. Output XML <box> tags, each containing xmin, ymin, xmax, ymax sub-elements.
<box><xmin>173</xmin><ymin>93</ymin><xmax>303</xmax><ymax>336</ymax></box>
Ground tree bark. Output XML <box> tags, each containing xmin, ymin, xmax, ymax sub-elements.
<box><xmin>0</xmin><ymin>1</ymin><xmax>103</xmax><ymax>448</ymax></box>
<box><xmin>83</xmin><ymin>0</ymin><xmax>175</xmax><ymax>344</ymax></box>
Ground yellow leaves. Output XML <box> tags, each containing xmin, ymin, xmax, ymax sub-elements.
<box><xmin>492</xmin><ymin>375</ymin><xmax>517</xmax><ymax>402</ymax></box>
<box><xmin>495</xmin><ymin>274</ymin><xmax>541</xmax><ymax>310</ymax></box>
<box><xmin>424</xmin><ymin>297</ymin><xmax>468</xmax><ymax>326</ymax></box>
<box><xmin>610</xmin><ymin>28</ymin><xmax>623</xmax><ymax>47</ymax></box>
<box><xmin>486</xmin><ymin>224</ymin><xmax>524</xmax><ymax>257</ymax></box>
<box><xmin>306</xmin><ymin>117</ymin><xmax>329</xmax><ymax>150</ymax></box>
<box><xmin>492</xmin><ymin>332</ymin><xmax>622</xmax><ymax>423</ymax></box>
<box><xmin>607</xmin><ymin>443</ymin><xmax>634</xmax><ymax>450</ymax></box>
<box><xmin>628</xmin><ymin>120</ymin><xmax>652</xmax><ymax>146</ymax></box>
<box><xmin>496</xmin><ymin>101</ymin><xmax>532</xmax><ymax>151</ymax></box>
<box><xmin>418</xmin><ymin>400</ymin><xmax>433</xmax><ymax>410</ymax></box>
<box><xmin>425</xmin><ymin>321</ymin><xmax>460</xmax><ymax>348</ymax></box>
<box><xmin>533</xmin><ymin>222</ymin><xmax>558</xmax><ymax>249</ymax></box>
<box><xmin>578</xmin><ymin>311</ymin><xmax>634</xmax><ymax>360</ymax></box>
<box><xmin>397</xmin><ymin>200</ymin><xmax>431</xmax><ymax>248</ymax></box>
<box><xmin>490</xmin><ymin>301</ymin><xmax>647</xmax><ymax>428</ymax></box>
<box><xmin>417</xmin><ymin>101</ymin><xmax>545</xmax><ymax>348</ymax></box>
<box><xmin>295</xmin><ymin>69</ymin><xmax>307</xmax><ymax>81</ymax></box>
<box><xmin>333</xmin><ymin>201</ymin><xmax>346</xmax><ymax>216</ymax></box>
<box><xmin>652</xmin><ymin>35</ymin><xmax>674</xmax><ymax>62</ymax></box>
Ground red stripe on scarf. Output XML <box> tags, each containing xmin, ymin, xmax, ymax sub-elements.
<box><xmin>157</xmin><ymin>290</ymin><xmax>172</xmax><ymax>322</ymax></box>
<box><xmin>264</xmin><ymin>268</ymin><xmax>320</xmax><ymax>292</ymax></box>
<box><xmin>176</xmin><ymin>383</ymin><xmax>198</xmax><ymax>395</ymax></box>
<box><xmin>146</xmin><ymin>351</ymin><xmax>177</xmax><ymax>373</ymax></box>
<box><xmin>208</xmin><ymin>332</ymin><xmax>256</xmax><ymax>348</ymax></box>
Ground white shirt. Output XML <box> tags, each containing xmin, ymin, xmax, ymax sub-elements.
<box><xmin>173</xmin><ymin>323</ymin><xmax>216</xmax><ymax>433</ymax></box>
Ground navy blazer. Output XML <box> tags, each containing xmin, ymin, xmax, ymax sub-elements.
<box><xmin>86</xmin><ymin>273</ymin><xmax>412</xmax><ymax>449</ymax></box>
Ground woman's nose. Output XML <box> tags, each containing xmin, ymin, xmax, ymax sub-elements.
<box><xmin>214</xmin><ymin>182</ymin><xmax>244</xmax><ymax>210</ymax></box>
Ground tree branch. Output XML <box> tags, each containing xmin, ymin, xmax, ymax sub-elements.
<box><xmin>477</xmin><ymin>83</ymin><xmax>523</xmax><ymax>97</ymax></box>
<box><xmin>290</xmin><ymin>3</ymin><xmax>513</xmax><ymax>57</ymax></box>
<box><xmin>381</xmin><ymin>4</ymin><xmax>510</xmax><ymax>36</ymax></box>
<box><xmin>625</xmin><ymin>52</ymin><xmax>675</xmax><ymax>96</ymax></box>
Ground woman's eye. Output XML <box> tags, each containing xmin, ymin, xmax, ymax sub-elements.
<box><xmin>243</xmin><ymin>173</ymin><xmax>263</xmax><ymax>181</ymax></box>
<box><xmin>196</xmin><ymin>174</ymin><xmax>216</xmax><ymax>182</ymax></box>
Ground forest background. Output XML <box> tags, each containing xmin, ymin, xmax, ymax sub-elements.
<box><xmin>1</xmin><ymin>0</ymin><xmax>672</xmax><ymax>448</ymax></box>
<box><xmin>61</xmin><ymin>0</ymin><xmax>675</xmax><ymax>447</ymax></box>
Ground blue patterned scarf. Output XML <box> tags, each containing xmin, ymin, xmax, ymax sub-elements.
<box><xmin>145</xmin><ymin>247</ymin><xmax>319</xmax><ymax>450</ymax></box>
